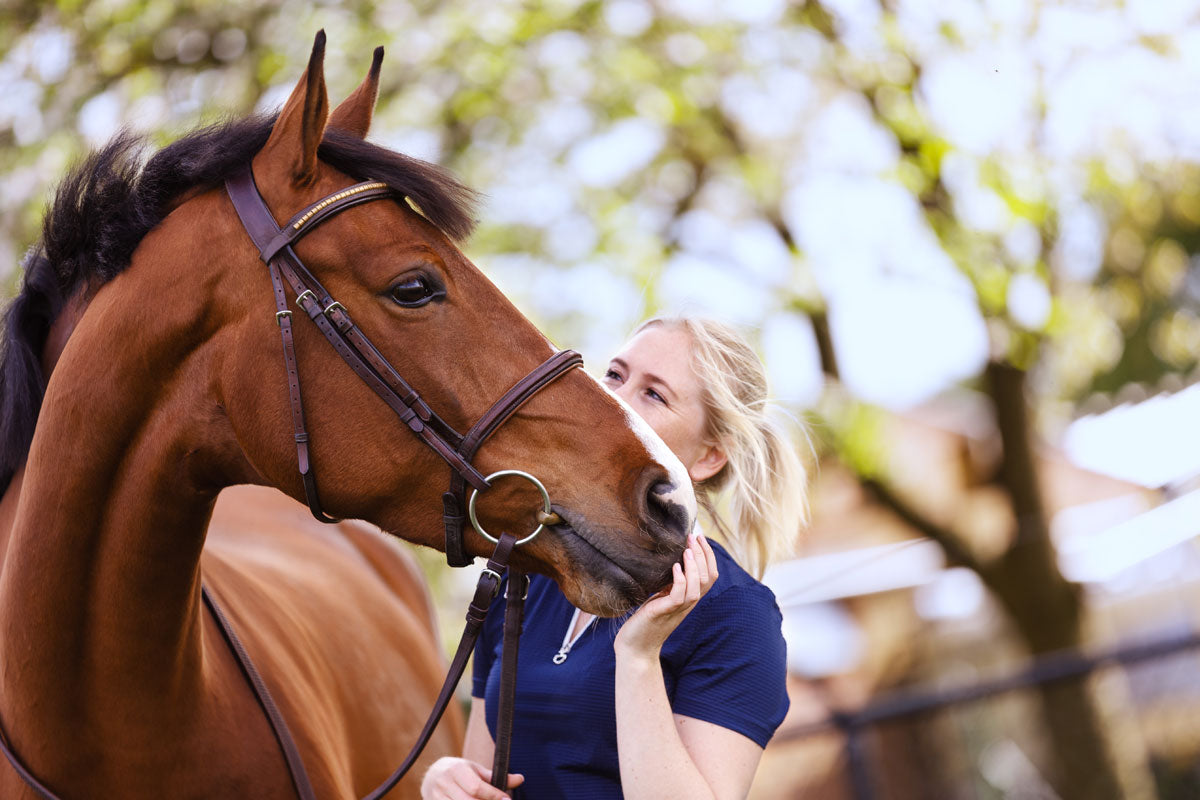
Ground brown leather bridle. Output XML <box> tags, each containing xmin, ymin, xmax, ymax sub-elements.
<box><xmin>0</xmin><ymin>168</ymin><xmax>581</xmax><ymax>799</ymax></box>
<box><xmin>224</xmin><ymin>166</ymin><xmax>583</xmax><ymax>569</ymax></box>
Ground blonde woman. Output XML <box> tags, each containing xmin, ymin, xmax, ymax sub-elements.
<box><xmin>422</xmin><ymin>317</ymin><xmax>806</xmax><ymax>800</ymax></box>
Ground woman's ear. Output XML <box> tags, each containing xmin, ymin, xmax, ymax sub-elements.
<box><xmin>688</xmin><ymin>443</ymin><xmax>727</xmax><ymax>483</ymax></box>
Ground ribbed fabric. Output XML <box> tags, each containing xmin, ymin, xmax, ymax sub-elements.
<box><xmin>473</xmin><ymin>541</ymin><xmax>789</xmax><ymax>799</ymax></box>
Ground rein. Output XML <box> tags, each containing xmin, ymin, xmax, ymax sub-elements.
<box><xmin>0</xmin><ymin>168</ymin><xmax>581</xmax><ymax>798</ymax></box>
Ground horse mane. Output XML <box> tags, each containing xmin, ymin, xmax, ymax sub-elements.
<box><xmin>0</xmin><ymin>114</ymin><xmax>478</xmax><ymax>493</ymax></box>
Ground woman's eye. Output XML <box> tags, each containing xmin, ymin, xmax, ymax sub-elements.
<box><xmin>603</xmin><ymin>369</ymin><xmax>623</xmax><ymax>384</ymax></box>
<box><xmin>389</xmin><ymin>276</ymin><xmax>441</xmax><ymax>307</ymax></box>
<box><xmin>646</xmin><ymin>388</ymin><xmax>666</xmax><ymax>404</ymax></box>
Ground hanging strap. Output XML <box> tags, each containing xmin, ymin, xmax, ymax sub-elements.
<box><xmin>491</xmin><ymin>569</ymin><xmax>528</xmax><ymax>791</ymax></box>
<box><xmin>203</xmin><ymin>586</ymin><xmax>319</xmax><ymax>800</ymax></box>
<box><xmin>360</xmin><ymin>532</ymin><xmax>518</xmax><ymax>800</ymax></box>
<box><xmin>0</xmin><ymin>714</ymin><xmax>60</xmax><ymax>800</ymax></box>
<box><xmin>0</xmin><ymin>587</ymin><xmax>326</xmax><ymax>800</ymax></box>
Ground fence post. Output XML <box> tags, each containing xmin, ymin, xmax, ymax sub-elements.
<box><xmin>834</xmin><ymin>711</ymin><xmax>875</xmax><ymax>800</ymax></box>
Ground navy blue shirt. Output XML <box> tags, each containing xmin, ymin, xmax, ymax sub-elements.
<box><xmin>472</xmin><ymin>541</ymin><xmax>790</xmax><ymax>799</ymax></box>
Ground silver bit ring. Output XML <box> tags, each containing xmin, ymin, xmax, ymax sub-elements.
<box><xmin>468</xmin><ymin>469</ymin><xmax>552</xmax><ymax>546</ymax></box>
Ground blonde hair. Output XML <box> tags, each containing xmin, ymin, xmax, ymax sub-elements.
<box><xmin>636</xmin><ymin>317</ymin><xmax>808</xmax><ymax>577</ymax></box>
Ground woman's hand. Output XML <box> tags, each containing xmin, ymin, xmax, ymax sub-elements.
<box><xmin>420</xmin><ymin>757</ymin><xmax>524</xmax><ymax>800</ymax></box>
<box><xmin>614</xmin><ymin>532</ymin><xmax>718</xmax><ymax>661</ymax></box>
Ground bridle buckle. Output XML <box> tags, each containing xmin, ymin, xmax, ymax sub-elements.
<box><xmin>479</xmin><ymin>567</ymin><xmax>503</xmax><ymax>599</ymax></box>
<box><xmin>504</xmin><ymin>573</ymin><xmax>530</xmax><ymax>601</ymax></box>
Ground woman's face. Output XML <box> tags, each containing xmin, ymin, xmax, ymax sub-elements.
<box><xmin>603</xmin><ymin>324</ymin><xmax>726</xmax><ymax>483</ymax></box>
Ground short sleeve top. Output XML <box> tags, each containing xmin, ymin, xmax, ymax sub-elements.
<box><xmin>472</xmin><ymin>540</ymin><xmax>790</xmax><ymax>799</ymax></box>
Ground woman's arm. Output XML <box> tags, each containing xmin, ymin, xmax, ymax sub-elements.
<box><xmin>421</xmin><ymin>699</ymin><xmax>524</xmax><ymax>800</ymax></box>
<box><xmin>616</xmin><ymin>658</ymin><xmax>763</xmax><ymax>799</ymax></box>
<box><xmin>613</xmin><ymin>532</ymin><xmax>764</xmax><ymax>800</ymax></box>
<box><xmin>462</xmin><ymin>698</ymin><xmax>494</xmax><ymax>765</ymax></box>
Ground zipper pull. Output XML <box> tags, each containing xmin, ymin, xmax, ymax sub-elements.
<box><xmin>553</xmin><ymin>607</ymin><xmax>589</xmax><ymax>665</ymax></box>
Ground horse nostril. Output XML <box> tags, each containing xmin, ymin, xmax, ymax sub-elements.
<box><xmin>646</xmin><ymin>480</ymin><xmax>691</xmax><ymax>540</ymax></box>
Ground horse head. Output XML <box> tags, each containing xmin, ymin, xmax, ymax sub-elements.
<box><xmin>168</xmin><ymin>32</ymin><xmax>696</xmax><ymax>615</ymax></box>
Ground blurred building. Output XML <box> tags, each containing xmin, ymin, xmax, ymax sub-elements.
<box><xmin>752</xmin><ymin>387</ymin><xmax>1200</xmax><ymax>799</ymax></box>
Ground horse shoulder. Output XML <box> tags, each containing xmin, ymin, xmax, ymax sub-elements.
<box><xmin>200</xmin><ymin>485</ymin><xmax>460</xmax><ymax>798</ymax></box>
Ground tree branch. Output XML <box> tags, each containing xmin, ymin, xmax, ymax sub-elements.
<box><xmin>860</xmin><ymin>476</ymin><xmax>986</xmax><ymax>575</ymax></box>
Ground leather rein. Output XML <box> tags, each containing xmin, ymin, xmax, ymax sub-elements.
<box><xmin>0</xmin><ymin>167</ymin><xmax>583</xmax><ymax>798</ymax></box>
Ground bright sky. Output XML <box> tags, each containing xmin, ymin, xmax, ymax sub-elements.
<box><xmin>4</xmin><ymin>0</ymin><xmax>1199</xmax><ymax>476</ymax></box>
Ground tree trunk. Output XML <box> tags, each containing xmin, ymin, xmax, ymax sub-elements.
<box><xmin>981</xmin><ymin>361</ymin><xmax>1150</xmax><ymax>800</ymax></box>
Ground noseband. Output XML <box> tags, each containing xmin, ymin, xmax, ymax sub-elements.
<box><xmin>225</xmin><ymin>166</ymin><xmax>582</xmax><ymax>568</ymax></box>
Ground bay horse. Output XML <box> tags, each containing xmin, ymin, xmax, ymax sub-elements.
<box><xmin>0</xmin><ymin>32</ymin><xmax>696</xmax><ymax>798</ymax></box>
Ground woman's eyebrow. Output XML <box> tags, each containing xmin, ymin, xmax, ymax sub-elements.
<box><xmin>641</xmin><ymin>371</ymin><xmax>677</xmax><ymax>402</ymax></box>
<box><xmin>610</xmin><ymin>357</ymin><xmax>676</xmax><ymax>400</ymax></box>
<box><xmin>648</xmin><ymin>376</ymin><xmax>676</xmax><ymax>401</ymax></box>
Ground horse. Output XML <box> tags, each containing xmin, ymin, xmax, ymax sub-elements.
<box><xmin>0</xmin><ymin>32</ymin><xmax>696</xmax><ymax>799</ymax></box>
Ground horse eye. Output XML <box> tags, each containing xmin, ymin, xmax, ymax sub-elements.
<box><xmin>389</xmin><ymin>275</ymin><xmax>440</xmax><ymax>308</ymax></box>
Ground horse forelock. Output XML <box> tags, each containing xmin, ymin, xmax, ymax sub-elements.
<box><xmin>0</xmin><ymin>111</ymin><xmax>480</xmax><ymax>494</ymax></box>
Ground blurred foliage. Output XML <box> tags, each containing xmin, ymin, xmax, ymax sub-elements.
<box><xmin>1085</xmin><ymin>168</ymin><xmax>1200</xmax><ymax>396</ymax></box>
<box><xmin>0</xmin><ymin>0</ymin><xmax>1197</xmax><ymax>422</ymax></box>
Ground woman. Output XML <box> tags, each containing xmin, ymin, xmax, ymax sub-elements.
<box><xmin>422</xmin><ymin>317</ymin><xmax>806</xmax><ymax>800</ymax></box>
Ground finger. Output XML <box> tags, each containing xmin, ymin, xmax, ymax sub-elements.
<box><xmin>689</xmin><ymin>533</ymin><xmax>709</xmax><ymax>584</ymax></box>
<box><xmin>437</xmin><ymin>780</ymin><xmax>475</xmax><ymax>800</ymax></box>
<box><xmin>698</xmin><ymin>532</ymin><xmax>718</xmax><ymax>583</ymax></box>
<box><xmin>477</xmin><ymin>783</ymin><xmax>514</xmax><ymax>800</ymax></box>
<box><xmin>461</xmin><ymin>777</ymin><xmax>512</xmax><ymax>800</ymax></box>
<box><xmin>462</xmin><ymin>764</ymin><xmax>513</xmax><ymax>800</ymax></box>
<box><xmin>508</xmin><ymin>773</ymin><xmax>525</xmax><ymax>787</ymax></box>
<box><xmin>683</xmin><ymin>548</ymin><xmax>701</xmax><ymax>603</ymax></box>
<box><xmin>668</xmin><ymin>561</ymin><xmax>686</xmax><ymax>605</ymax></box>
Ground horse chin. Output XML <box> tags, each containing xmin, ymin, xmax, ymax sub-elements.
<box><xmin>548</xmin><ymin>514</ymin><xmax>676</xmax><ymax>618</ymax></box>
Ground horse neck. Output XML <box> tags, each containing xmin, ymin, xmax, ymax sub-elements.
<box><xmin>0</xmin><ymin>253</ymin><xmax>240</xmax><ymax>746</ymax></box>
<box><xmin>0</xmin><ymin>291</ymin><xmax>87</xmax><ymax>558</ymax></box>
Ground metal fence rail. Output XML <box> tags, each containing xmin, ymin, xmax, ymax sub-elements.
<box><xmin>776</xmin><ymin>630</ymin><xmax>1200</xmax><ymax>800</ymax></box>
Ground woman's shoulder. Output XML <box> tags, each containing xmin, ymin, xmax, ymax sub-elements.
<box><xmin>669</xmin><ymin>538</ymin><xmax>785</xmax><ymax>650</ymax></box>
<box><xmin>665</xmin><ymin>539</ymin><xmax>792</xmax><ymax>747</ymax></box>
<box><xmin>703</xmin><ymin>539</ymin><xmax>782</xmax><ymax>609</ymax></box>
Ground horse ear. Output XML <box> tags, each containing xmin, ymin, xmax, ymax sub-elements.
<box><xmin>328</xmin><ymin>46</ymin><xmax>383</xmax><ymax>139</ymax></box>
<box><xmin>260</xmin><ymin>30</ymin><xmax>330</xmax><ymax>187</ymax></box>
